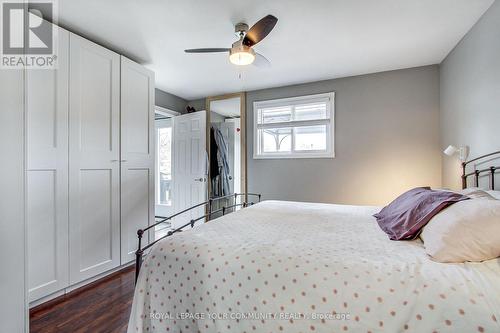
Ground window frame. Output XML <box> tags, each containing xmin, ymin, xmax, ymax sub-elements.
<box><xmin>253</xmin><ymin>92</ymin><xmax>335</xmax><ymax>159</ymax></box>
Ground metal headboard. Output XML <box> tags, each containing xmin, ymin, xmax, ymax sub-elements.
<box><xmin>461</xmin><ymin>151</ymin><xmax>500</xmax><ymax>189</ymax></box>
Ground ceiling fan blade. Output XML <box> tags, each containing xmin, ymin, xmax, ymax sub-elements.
<box><xmin>254</xmin><ymin>53</ymin><xmax>271</xmax><ymax>68</ymax></box>
<box><xmin>184</xmin><ymin>48</ymin><xmax>230</xmax><ymax>53</ymax></box>
<box><xmin>243</xmin><ymin>15</ymin><xmax>278</xmax><ymax>47</ymax></box>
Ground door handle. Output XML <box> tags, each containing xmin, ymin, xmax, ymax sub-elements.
<box><xmin>194</xmin><ymin>177</ymin><xmax>206</xmax><ymax>182</ymax></box>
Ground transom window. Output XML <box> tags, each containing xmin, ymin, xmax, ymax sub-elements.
<box><xmin>253</xmin><ymin>92</ymin><xmax>335</xmax><ymax>159</ymax></box>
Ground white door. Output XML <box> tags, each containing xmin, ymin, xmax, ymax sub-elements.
<box><xmin>172</xmin><ymin>111</ymin><xmax>207</xmax><ymax>229</ymax></box>
<box><xmin>68</xmin><ymin>33</ymin><xmax>121</xmax><ymax>284</ymax></box>
<box><xmin>120</xmin><ymin>56</ymin><xmax>155</xmax><ymax>264</ymax></box>
<box><xmin>26</xmin><ymin>26</ymin><xmax>70</xmax><ymax>301</ymax></box>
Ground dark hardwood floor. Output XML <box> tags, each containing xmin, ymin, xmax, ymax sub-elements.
<box><xmin>30</xmin><ymin>266</ymin><xmax>135</xmax><ymax>333</ymax></box>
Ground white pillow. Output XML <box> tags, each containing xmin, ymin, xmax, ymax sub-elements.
<box><xmin>458</xmin><ymin>188</ymin><xmax>496</xmax><ymax>200</ymax></box>
<box><xmin>421</xmin><ymin>199</ymin><xmax>500</xmax><ymax>263</ymax></box>
<box><xmin>487</xmin><ymin>190</ymin><xmax>500</xmax><ymax>200</ymax></box>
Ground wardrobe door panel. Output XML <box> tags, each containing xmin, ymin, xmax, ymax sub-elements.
<box><xmin>121</xmin><ymin>168</ymin><xmax>151</xmax><ymax>263</ymax></box>
<box><xmin>120</xmin><ymin>57</ymin><xmax>155</xmax><ymax>263</ymax></box>
<box><xmin>26</xmin><ymin>27</ymin><xmax>69</xmax><ymax>302</ymax></box>
<box><xmin>27</xmin><ymin>171</ymin><xmax>57</xmax><ymax>289</ymax></box>
<box><xmin>79</xmin><ymin>169</ymin><xmax>114</xmax><ymax>269</ymax></box>
<box><xmin>79</xmin><ymin>51</ymin><xmax>114</xmax><ymax>151</ymax></box>
<box><xmin>69</xmin><ymin>33</ymin><xmax>121</xmax><ymax>284</ymax></box>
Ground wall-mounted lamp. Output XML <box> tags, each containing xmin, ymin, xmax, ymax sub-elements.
<box><xmin>443</xmin><ymin>145</ymin><xmax>469</xmax><ymax>162</ymax></box>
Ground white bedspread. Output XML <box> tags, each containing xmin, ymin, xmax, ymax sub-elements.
<box><xmin>128</xmin><ymin>201</ymin><xmax>500</xmax><ymax>332</ymax></box>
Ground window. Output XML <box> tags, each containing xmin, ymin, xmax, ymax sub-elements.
<box><xmin>253</xmin><ymin>92</ymin><xmax>335</xmax><ymax>159</ymax></box>
<box><xmin>158</xmin><ymin>126</ymin><xmax>172</xmax><ymax>205</ymax></box>
<box><xmin>155</xmin><ymin>118</ymin><xmax>173</xmax><ymax>207</ymax></box>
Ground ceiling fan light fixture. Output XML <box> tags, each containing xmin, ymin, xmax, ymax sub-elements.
<box><xmin>184</xmin><ymin>14</ymin><xmax>277</xmax><ymax>67</ymax></box>
<box><xmin>229</xmin><ymin>44</ymin><xmax>255</xmax><ymax>66</ymax></box>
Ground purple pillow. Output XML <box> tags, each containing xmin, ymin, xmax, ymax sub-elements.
<box><xmin>374</xmin><ymin>187</ymin><xmax>469</xmax><ymax>240</ymax></box>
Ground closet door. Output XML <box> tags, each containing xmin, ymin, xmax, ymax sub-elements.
<box><xmin>26</xmin><ymin>26</ymin><xmax>70</xmax><ymax>301</ymax></box>
<box><xmin>120</xmin><ymin>57</ymin><xmax>155</xmax><ymax>263</ymax></box>
<box><xmin>69</xmin><ymin>34</ymin><xmax>121</xmax><ymax>284</ymax></box>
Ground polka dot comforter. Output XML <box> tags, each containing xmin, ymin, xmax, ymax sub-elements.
<box><xmin>128</xmin><ymin>200</ymin><xmax>500</xmax><ymax>333</ymax></box>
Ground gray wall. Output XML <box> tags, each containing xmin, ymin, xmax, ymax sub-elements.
<box><xmin>247</xmin><ymin>66</ymin><xmax>442</xmax><ymax>206</ymax></box>
<box><xmin>187</xmin><ymin>98</ymin><xmax>206</xmax><ymax>112</ymax></box>
<box><xmin>440</xmin><ymin>0</ymin><xmax>500</xmax><ymax>190</ymax></box>
<box><xmin>155</xmin><ymin>88</ymin><xmax>187</xmax><ymax>113</ymax></box>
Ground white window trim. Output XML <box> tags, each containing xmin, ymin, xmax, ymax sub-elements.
<box><xmin>253</xmin><ymin>92</ymin><xmax>335</xmax><ymax>159</ymax></box>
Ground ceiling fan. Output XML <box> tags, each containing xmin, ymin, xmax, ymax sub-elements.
<box><xmin>184</xmin><ymin>14</ymin><xmax>278</xmax><ymax>67</ymax></box>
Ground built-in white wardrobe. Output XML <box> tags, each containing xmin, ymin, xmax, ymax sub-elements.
<box><xmin>26</xmin><ymin>23</ymin><xmax>154</xmax><ymax>303</ymax></box>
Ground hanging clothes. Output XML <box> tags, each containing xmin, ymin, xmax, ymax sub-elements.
<box><xmin>210</xmin><ymin>125</ymin><xmax>231</xmax><ymax>197</ymax></box>
<box><xmin>214</xmin><ymin>126</ymin><xmax>231</xmax><ymax>196</ymax></box>
<box><xmin>209</xmin><ymin>127</ymin><xmax>219</xmax><ymax>178</ymax></box>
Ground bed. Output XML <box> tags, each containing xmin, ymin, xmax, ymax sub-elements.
<box><xmin>128</xmin><ymin>152</ymin><xmax>500</xmax><ymax>333</ymax></box>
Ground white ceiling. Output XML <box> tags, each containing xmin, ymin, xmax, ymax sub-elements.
<box><xmin>210</xmin><ymin>97</ymin><xmax>241</xmax><ymax>118</ymax></box>
<box><xmin>54</xmin><ymin>0</ymin><xmax>494</xmax><ymax>100</ymax></box>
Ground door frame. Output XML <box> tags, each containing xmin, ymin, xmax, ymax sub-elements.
<box><xmin>205</xmin><ymin>92</ymin><xmax>247</xmax><ymax>201</ymax></box>
<box><xmin>155</xmin><ymin>105</ymin><xmax>180</xmax><ymax>119</ymax></box>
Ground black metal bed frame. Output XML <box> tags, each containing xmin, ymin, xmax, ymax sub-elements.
<box><xmin>461</xmin><ymin>150</ymin><xmax>500</xmax><ymax>190</ymax></box>
<box><xmin>134</xmin><ymin>193</ymin><xmax>261</xmax><ymax>282</ymax></box>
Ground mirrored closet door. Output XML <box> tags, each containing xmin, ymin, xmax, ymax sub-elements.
<box><xmin>206</xmin><ymin>93</ymin><xmax>247</xmax><ymax>218</ymax></box>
